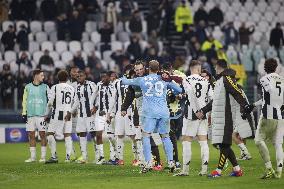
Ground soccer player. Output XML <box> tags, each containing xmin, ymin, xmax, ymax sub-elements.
<box><xmin>122</xmin><ymin>60</ymin><xmax>182</xmax><ymax>173</ymax></box>
<box><xmin>162</xmin><ymin>63</ymin><xmax>185</xmax><ymax>169</ymax></box>
<box><xmin>248</xmin><ymin>58</ymin><xmax>284</xmax><ymax>179</ymax></box>
<box><xmin>45</xmin><ymin>70</ymin><xmax>74</xmax><ymax>163</ymax></box>
<box><xmin>196</xmin><ymin>59</ymin><xmax>253</xmax><ymax>177</ymax></box>
<box><xmin>110</xmin><ymin>65</ymin><xmax>139</xmax><ymax>165</ymax></box>
<box><xmin>22</xmin><ymin>69</ymin><xmax>49</xmax><ymax>163</ymax></box>
<box><xmin>174</xmin><ymin>60</ymin><xmax>212</xmax><ymax>176</ymax></box>
<box><xmin>93</xmin><ymin>71</ymin><xmax>115</xmax><ymax>164</ymax></box>
<box><xmin>67</xmin><ymin>70</ymin><xmax>97</xmax><ymax>164</ymax></box>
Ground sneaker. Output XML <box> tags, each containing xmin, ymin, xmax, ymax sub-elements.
<box><xmin>76</xmin><ymin>156</ymin><xmax>87</xmax><ymax>164</ymax></box>
<box><xmin>260</xmin><ymin>168</ymin><xmax>275</xmax><ymax>179</ymax></box>
<box><xmin>274</xmin><ymin>171</ymin><xmax>282</xmax><ymax>179</ymax></box>
<box><xmin>117</xmin><ymin>159</ymin><xmax>124</xmax><ymax>165</ymax></box>
<box><xmin>199</xmin><ymin>169</ymin><xmax>208</xmax><ymax>176</ymax></box>
<box><xmin>45</xmin><ymin>157</ymin><xmax>58</xmax><ymax>164</ymax></box>
<box><xmin>208</xmin><ymin>170</ymin><xmax>222</xmax><ymax>178</ymax></box>
<box><xmin>173</xmin><ymin>171</ymin><xmax>189</xmax><ymax>176</ymax></box>
<box><xmin>140</xmin><ymin>165</ymin><xmax>152</xmax><ymax>174</ymax></box>
<box><xmin>39</xmin><ymin>158</ymin><xmax>46</xmax><ymax>163</ymax></box>
<box><xmin>175</xmin><ymin>162</ymin><xmax>181</xmax><ymax>170</ymax></box>
<box><xmin>229</xmin><ymin>169</ymin><xmax>243</xmax><ymax>177</ymax></box>
<box><xmin>132</xmin><ymin>159</ymin><xmax>141</xmax><ymax>167</ymax></box>
<box><xmin>237</xmin><ymin>153</ymin><xmax>252</xmax><ymax>161</ymax></box>
<box><xmin>103</xmin><ymin>159</ymin><xmax>119</xmax><ymax>165</ymax></box>
<box><xmin>168</xmin><ymin>161</ymin><xmax>176</xmax><ymax>173</ymax></box>
<box><xmin>153</xmin><ymin>164</ymin><xmax>163</xmax><ymax>171</ymax></box>
<box><xmin>96</xmin><ymin>156</ymin><xmax>106</xmax><ymax>165</ymax></box>
<box><xmin>25</xmin><ymin>158</ymin><xmax>36</xmax><ymax>163</ymax></box>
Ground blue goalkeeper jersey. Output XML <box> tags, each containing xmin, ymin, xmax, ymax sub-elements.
<box><xmin>121</xmin><ymin>73</ymin><xmax>182</xmax><ymax>119</ymax></box>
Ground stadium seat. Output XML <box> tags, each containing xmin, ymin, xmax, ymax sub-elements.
<box><xmin>35</xmin><ymin>32</ymin><xmax>48</xmax><ymax>43</ymax></box>
<box><xmin>91</xmin><ymin>31</ymin><xmax>101</xmax><ymax>44</ymax></box>
<box><xmin>55</xmin><ymin>41</ymin><xmax>68</xmax><ymax>54</ymax></box>
<box><xmin>85</xmin><ymin>21</ymin><xmax>97</xmax><ymax>33</ymax></box>
<box><xmin>41</xmin><ymin>41</ymin><xmax>54</xmax><ymax>51</ymax></box>
<box><xmin>9</xmin><ymin>61</ymin><xmax>20</xmax><ymax>74</ymax></box>
<box><xmin>49</xmin><ymin>51</ymin><xmax>60</xmax><ymax>61</ymax></box>
<box><xmin>82</xmin><ymin>32</ymin><xmax>90</xmax><ymax>42</ymax></box>
<box><xmin>4</xmin><ymin>51</ymin><xmax>17</xmax><ymax>63</ymax></box>
<box><xmin>81</xmin><ymin>51</ymin><xmax>88</xmax><ymax>62</ymax></box>
<box><xmin>28</xmin><ymin>33</ymin><xmax>34</xmax><ymax>41</ymax></box>
<box><xmin>266</xmin><ymin>46</ymin><xmax>278</xmax><ymax>59</ymax></box>
<box><xmin>244</xmin><ymin>1</ymin><xmax>255</xmax><ymax>12</ymax></box>
<box><xmin>103</xmin><ymin>50</ymin><xmax>113</xmax><ymax>63</ymax></box>
<box><xmin>16</xmin><ymin>20</ymin><xmax>28</xmax><ymax>31</ymax></box>
<box><xmin>54</xmin><ymin>60</ymin><xmax>66</xmax><ymax>69</ymax></box>
<box><xmin>49</xmin><ymin>31</ymin><xmax>58</xmax><ymax>43</ymax></box>
<box><xmin>225</xmin><ymin>12</ymin><xmax>236</xmax><ymax>22</ymax></box>
<box><xmin>252</xmin><ymin>31</ymin><xmax>263</xmax><ymax>44</ymax></box>
<box><xmin>240</xmin><ymin>45</ymin><xmax>253</xmax><ymax>71</ymax></box>
<box><xmin>111</xmin><ymin>33</ymin><xmax>116</xmax><ymax>41</ymax></box>
<box><xmin>212</xmin><ymin>26</ymin><xmax>223</xmax><ymax>42</ymax></box>
<box><xmin>251</xmin><ymin>11</ymin><xmax>261</xmax><ymax>23</ymax></box>
<box><xmin>271</xmin><ymin>1</ymin><xmax>280</xmax><ymax>13</ymax></box>
<box><xmin>264</xmin><ymin>11</ymin><xmax>275</xmax><ymax>22</ymax></box>
<box><xmin>125</xmin><ymin>21</ymin><xmax>131</xmax><ymax>33</ymax></box>
<box><xmin>117</xmin><ymin>31</ymin><xmax>130</xmax><ymax>43</ymax></box>
<box><xmin>2</xmin><ymin>20</ymin><xmax>14</xmax><ymax>31</ymax></box>
<box><xmin>142</xmin><ymin>20</ymin><xmax>147</xmax><ymax>34</ymax></box>
<box><xmin>123</xmin><ymin>41</ymin><xmax>130</xmax><ymax>50</ymax></box>
<box><xmin>231</xmin><ymin>1</ymin><xmax>242</xmax><ymax>11</ymax></box>
<box><xmin>95</xmin><ymin>51</ymin><xmax>101</xmax><ymax>59</ymax></box>
<box><xmin>258</xmin><ymin>21</ymin><xmax>269</xmax><ymax>33</ymax></box>
<box><xmin>0</xmin><ymin>52</ymin><xmax>2</xmax><ymax>60</ymax></box>
<box><xmin>61</xmin><ymin>51</ymin><xmax>74</xmax><ymax>64</ymax></box>
<box><xmin>69</xmin><ymin>41</ymin><xmax>82</xmax><ymax>54</ymax></box>
<box><xmin>238</xmin><ymin>12</ymin><xmax>249</xmax><ymax>22</ymax></box>
<box><xmin>226</xmin><ymin>45</ymin><xmax>239</xmax><ymax>64</ymax></box>
<box><xmin>0</xmin><ymin>31</ymin><xmax>2</xmax><ymax>40</ymax></box>
<box><xmin>140</xmin><ymin>40</ymin><xmax>149</xmax><ymax>51</ymax></box>
<box><xmin>257</xmin><ymin>1</ymin><xmax>267</xmax><ymax>13</ymax></box>
<box><xmin>83</xmin><ymin>41</ymin><xmax>95</xmax><ymax>56</ymax></box>
<box><xmin>30</xmin><ymin>21</ymin><xmax>42</xmax><ymax>34</ymax></box>
<box><xmin>44</xmin><ymin>21</ymin><xmax>56</xmax><ymax>34</ymax></box>
<box><xmin>205</xmin><ymin>0</ymin><xmax>215</xmax><ymax>12</ymax></box>
<box><xmin>233</xmin><ymin>21</ymin><xmax>241</xmax><ymax>30</ymax></box>
<box><xmin>108</xmin><ymin>60</ymin><xmax>116</xmax><ymax>70</ymax></box>
<box><xmin>32</xmin><ymin>51</ymin><xmax>44</xmax><ymax>64</ymax></box>
<box><xmin>279</xmin><ymin>47</ymin><xmax>284</xmax><ymax>64</ymax></box>
<box><xmin>220</xmin><ymin>2</ymin><xmax>229</xmax><ymax>12</ymax></box>
<box><xmin>252</xmin><ymin>45</ymin><xmax>264</xmax><ymax>67</ymax></box>
<box><xmin>0</xmin><ymin>60</ymin><xmax>6</xmax><ymax>72</ymax></box>
<box><xmin>111</xmin><ymin>41</ymin><xmax>123</xmax><ymax>51</ymax></box>
<box><xmin>277</xmin><ymin>12</ymin><xmax>284</xmax><ymax>23</ymax></box>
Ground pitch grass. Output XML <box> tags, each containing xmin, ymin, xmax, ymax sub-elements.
<box><xmin>0</xmin><ymin>140</ymin><xmax>283</xmax><ymax>189</ymax></box>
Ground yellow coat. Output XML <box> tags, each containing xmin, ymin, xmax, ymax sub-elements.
<box><xmin>175</xmin><ymin>5</ymin><xmax>193</xmax><ymax>32</ymax></box>
<box><xmin>201</xmin><ymin>40</ymin><xmax>223</xmax><ymax>51</ymax></box>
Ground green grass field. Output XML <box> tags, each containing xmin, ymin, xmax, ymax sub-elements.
<box><xmin>0</xmin><ymin>140</ymin><xmax>283</xmax><ymax>189</ymax></box>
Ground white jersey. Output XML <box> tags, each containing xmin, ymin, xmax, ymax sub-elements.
<box><xmin>111</xmin><ymin>79</ymin><xmax>129</xmax><ymax>113</ymax></box>
<box><xmin>48</xmin><ymin>83</ymin><xmax>75</xmax><ymax>121</ymax></box>
<box><xmin>72</xmin><ymin>80</ymin><xmax>97</xmax><ymax>118</ymax></box>
<box><xmin>95</xmin><ymin>82</ymin><xmax>115</xmax><ymax>115</ymax></box>
<box><xmin>183</xmin><ymin>74</ymin><xmax>213</xmax><ymax>120</ymax></box>
<box><xmin>260</xmin><ymin>73</ymin><xmax>284</xmax><ymax>120</ymax></box>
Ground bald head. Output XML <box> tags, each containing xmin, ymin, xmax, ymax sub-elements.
<box><xmin>149</xmin><ymin>60</ymin><xmax>160</xmax><ymax>73</ymax></box>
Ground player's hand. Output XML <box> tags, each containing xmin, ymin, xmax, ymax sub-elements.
<box><xmin>65</xmin><ymin>112</ymin><xmax>71</xmax><ymax>121</ymax></box>
<box><xmin>242</xmin><ymin>104</ymin><xmax>255</xmax><ymax>119</ymax></box>
<box><xmin>22</xmin><ymin>115</ymin><xmax>27</xmax><ymax>123</ymax></box>
<box><xmin>176</xmin><ymin>94</ymin><xmax>183</xmax><ymax>100</ymax></box>
<box><xmin>195</xmin><ymin>110</ymin><xmax>204</xmax><ymax>120</ymax></box>
<box><xmin>44</xmin><ymin>115</ymin><xmax>50</xmax><ymax>123</ymax></box>
<box><xmin>121</xmin><ymin>111</ymin><xmax>127</xmax><ymax>117</ymax></box>
<box><xmin>106</xmin><ymin>114</ymin><xmax>111</xmax><ymax>124</ymax></box>
<box><xmin>91</xmin><ymin>107</ymin><xmax>97</xmax><ymax>115</ymax></box>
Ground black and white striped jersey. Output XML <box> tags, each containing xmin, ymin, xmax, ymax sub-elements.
<box><xmin>72</xmin><ymin>80</ymin><xmax>97</xmax><ymax>118</ymax></box>
<box><xmin>183</xmin><ymin>74</ymin><xmax>213</xmax><ymax>120</ymax></box>
<box><xmin>111</xmin><ymin>79</ymin><xmax>129</xmax><ymax>113</ymax></box>
<box><xmin>260</xmin><ymin>73</ymin><xmax>284</xmax><ymax>120</ymax></box>
<box><xmin>48</xmin><ymin>83</ymin><xmax>75</xmax><ymax>120</ymax></box>
<box><xmin>95</xmin><ymin>81</ymin><xmax>115</xmax><ymax>115</ymax></box>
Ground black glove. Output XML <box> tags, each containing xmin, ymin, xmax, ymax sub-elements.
<box><xmin>22</xmin><ymin>115</ymin><xmax>27</xmax><ymax>123</ymax></box>
<box><xmin>241</xmin><ymin>104</ymin><xmax>255</xmax><ymax>120</ymax></box>
<box><xmin>167</xmin><ymin>93</ymin><xmax>176</xmax><ymax>103</ymax></box>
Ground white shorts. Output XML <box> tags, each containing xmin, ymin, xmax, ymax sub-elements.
<box><xmin>48</xmin><ymin>119</ymin><xmax>72</xmax><ymax>134</ymax></box>
<box><xmin>95</xmin><ymin>115</ymin><xmax>107</xmax><ymax>131</ymax></box>
<box><xmin>182</xmin><ymin>119</ymin><xmax>208</xmax><ymax>137</ymax></box>
<box><xmin>76</xmin><ymin>117</ymin><xmax>96</xmax><ymax>133</ymax></box>
<box><xmin>26</xmin><ymin>117</ymin><xmax>46</xmax><ymax>132</ymax></box>
<box><xmin>114</xmin><ymin>113</ymin><xmax>135</xmax><ymax>136</ymax></box>
<box><xmin>135</xmin><ymin>126</ymin><xmax>142</xmax><ymax>140</ymax></box>
<box><xmin>255</xmin><ymin>117</ymin><xmax>284</xmax><ymax>144</ymax></box>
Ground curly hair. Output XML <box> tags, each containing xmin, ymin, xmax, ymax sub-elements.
<box><xmin>264</xmin><ymin>58</ymin><xmax>278</xmax><ymax>74</ymax></box>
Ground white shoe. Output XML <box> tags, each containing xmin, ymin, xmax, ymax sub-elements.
<box><xmin>39</xmin><ymin>158</ymin><xmax>46</xmax><ymax>163</ymax></box>
<box><xmin>25</xmin><ymin>158</ymin><xmax>36</xmax><ymax>163</ymax></box>
<box><xmin>168</xmin><ymin>161</ymin><xmax>176</xmax><ymax>173</ymax></box>
<box><xmin>96</xmin><ymin>157</ymin><xmax>106</xmax><ymax>165</ymax></box>
<box><xmin>199</xmin><ymin>165</ymin><xmax>208</xmax><ymax>176</ymax></box>
<box><xmin>173</xmin><ymin>171</ymin><xmax>189</xmax><ymax>176</ymax></box>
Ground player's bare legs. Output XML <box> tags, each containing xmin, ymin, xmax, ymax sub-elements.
<box><xmin>232</xmin><ymin>133</ymin><xmax>251</xmax><ymax>160</ymax></box>
<box><xmin>116</xmin><ymin>135</ymin><xmax>125</xmax><ymax>165</ymax></box>
<box><xmin>197</xmin><ymin>135</ymin><xmax>209</xmax><ymax>176</ymax></box>
<box><xmin>95</xmin><ymin>130</ymin><xmax>105</xmax><ymax>164</ymax></box>
<box><xmin>46</xmin><ymin>132</ymin><xmax>58</xmax><ymax>164</ymax></box>
<box><xmin>64</xmin><ymin>133</ymin><xmax>73</xmax><ymax>162</ymax></box>
<box><xmin>77</xmin><ymin>132</ymin><xmax>87</xmax><ymax>163</ymax></box>
<box><xmin>39</xmin><ymin>131</ymin><xmax>47</xmax><ymax>161</ymax></box>
<box><xmin>26</xmin><ymin>131</ymin><xmax>36</xmax><ymax>162</ymax></box>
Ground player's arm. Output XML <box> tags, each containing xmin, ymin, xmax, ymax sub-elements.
<box><xmin>121</xmin><ymin>77</ymin><xmax>141</xmax><ymax>86</ymax></box>
<box><xmin>260</xmin><ymin>76</ymin><xmax>271</xmax><ymax>92</ymax></box>
<box><xmin>90</xmin><ymin>82</ymin><xmax>98</xmax><ymax>114</ymax></box>
<box><xmin>121</xmin><ymin>86</ymin><xmax>135</xmax><ymax>112</ymax></box>
<box><xmin>45</xmin><ymin>85</ymin><xmax>55</xmax><ymax>118</ymax></box>
<box><xmin>168</xmin><ymin>81</ymin><xmax>182</xmax><ymax>95</ymax></box>
<box><xmin>21</xmin><ymin>86</ymin><xmax>28</xmax><ymax>122</ymax></box>
<box><xmin>224</xmin><ymin>76</ymin><xmax>254</xmax><ymax>117</ymax></box>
